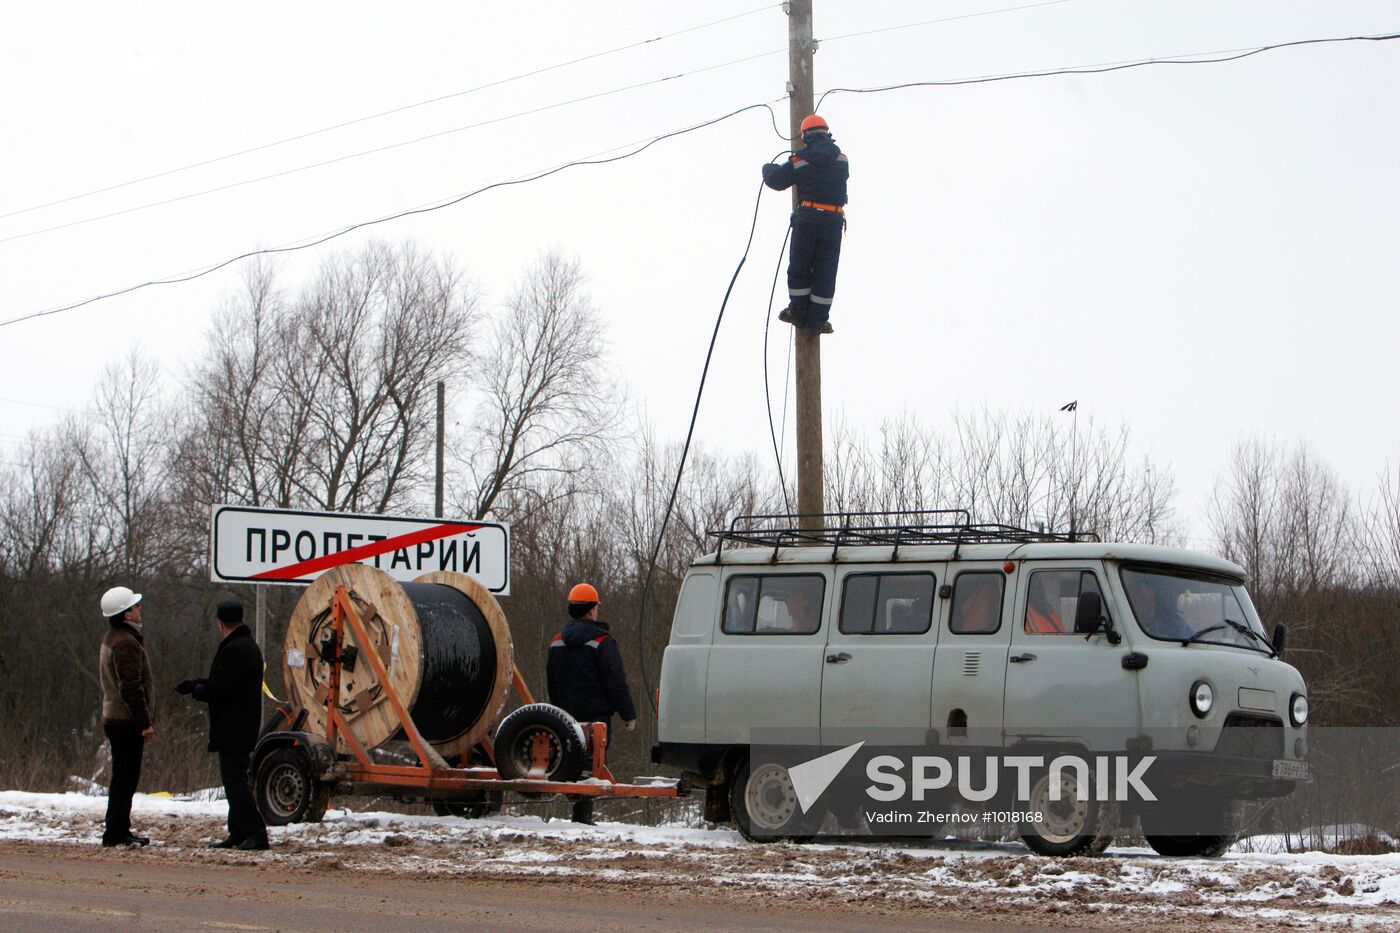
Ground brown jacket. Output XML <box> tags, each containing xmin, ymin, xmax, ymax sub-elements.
<box><xmin>99</xmin><ymin>621</ymin><xmax>154</xmax><ymax>730</ymax></box>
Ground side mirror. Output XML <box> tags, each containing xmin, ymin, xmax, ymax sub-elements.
<box><xmin>1074</xmin><ymin>591</ymin><xmax>1122</xmax><ymax>645</ymax></box>
<box><xmin>1074</xmin><ymin>591</ymin><xmax>1103</xmax><ymax>634</ymax></box>
<box><xmin>1271</xmin><ymin>623</ymin><xmax>1287</xmax><ymax>659</ymax></box>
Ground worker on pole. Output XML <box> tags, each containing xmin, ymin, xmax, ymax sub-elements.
<box><xmin>546</xmin><ymin>582</ymin><xmax>638</xmax><ymax>825</ymax></box>
<box><xmin>762</xmin><ymin>113</ymin><xmax>849</xmax><ymax>335</ymax></box>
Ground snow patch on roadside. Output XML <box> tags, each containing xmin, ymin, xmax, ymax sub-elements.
<box><xmin>3</xmin><ymin>789</ymin><xmax>1400</xmax><ymax>927</ymax></box>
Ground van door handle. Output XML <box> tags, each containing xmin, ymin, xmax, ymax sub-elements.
<box><xmin>826</xmin><ymin>652</ymin><xmax>852</xmax><ymax>664</ymax></box>
<box><xmin>1009</xmin><ymin>653</ymin><xmax>1037</xmax><ymax>663</ymax></box>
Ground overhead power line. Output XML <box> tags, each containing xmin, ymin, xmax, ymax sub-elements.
<box><xmin>0</xmin><ymin>0</ymin><xmax>1085</xmax><ymax>242</ymax></box>
<box><xmin>5</xmin><ymin>29</ymin><xmax>1397</xmax><ymax>330</ymax></box>
<box><xmin>0</xmin><ymin>100</ymin><xmax>788</xmax><ymax>331</ymax></box>
<box><xmin>0</xmin><ymin>3</ymin><xmax>782</xmax><ymax>223</ymax></box>
<box><xmin>817</xmin><ymin>32</ymin><xmax>1400</xmax><ymax>108</ymax></box>
<box><xmin>822</xmin><ymin>0</ymin><xmax>1075</xmax><ymax>44</ymax></box>
<box><xmin>0</xmin><ymin>48</ymin><xmax>787</xmax><ymax>245</ymax></box>
<box><xmin>0</xmin><ymin>396</ymin><xmax>76</xmax><ymax>412</ymax></box>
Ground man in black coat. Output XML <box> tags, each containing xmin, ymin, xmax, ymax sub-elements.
<box><xmin>762</xmin><ymin>113</ymin><xmax>849</xmax><ymax>334</ymax></box>
<box><xmin>546</xmin><ymin>582</ymin><xmax>637</xmax><ymax>824</ymax></box>
<box><xmin>176</xmin><ymin>600</ymin><xmax>269</xmax><ymax>850</ymax></box>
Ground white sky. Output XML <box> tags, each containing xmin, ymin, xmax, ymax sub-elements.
<box><xmin>2</xmin><ymin>1</ymin><xmax>1397</xmax><ymax>543</ymax></box>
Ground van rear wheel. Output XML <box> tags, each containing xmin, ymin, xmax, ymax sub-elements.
<box><xmin>1018</xmin><ymin>766</ymin><xmax>1117</xmax><ymax>857</ymax></box>
<box><xmin>730</xmin><ymin>756</ymin><xmax>819</xmax><ymax>842</ymax></box>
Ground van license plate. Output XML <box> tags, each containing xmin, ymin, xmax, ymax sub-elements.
<box><xmin>1272</xmin><ymin>759</ymin><xmax>1310</xmax><ymax>780</ymax></box>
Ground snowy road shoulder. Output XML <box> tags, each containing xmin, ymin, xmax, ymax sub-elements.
<box><xmin>3</xmin><ymin>790</ymin><xmax>1399</xmax><ymax>930</ymax></box>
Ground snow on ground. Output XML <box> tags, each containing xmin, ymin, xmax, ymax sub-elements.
<box><xmin>3</xmin><ymin>789</ymin><xmax>1400</xmax><ymax>929</ymax></box>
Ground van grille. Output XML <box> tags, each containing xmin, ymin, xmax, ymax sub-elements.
<box><xmin>1217</xmin><ymin>712</ymin><xmax>1284</xmax><ymax>759</ymax></box>
<box><xmin>962</xmin><ymin>652</ymin><xmax>981</xmax><ymax>677</ymax></box>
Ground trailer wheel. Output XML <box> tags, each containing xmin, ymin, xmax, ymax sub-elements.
<box><xmin>494</xmin><ymin>704</ymin><xmax>586</xmax><ymax>785</ymax></box>
<box><xmin>255</xmin><ymin>747</ymin><xmax>326</xmax><ymax>826</ymax></box>
<box><xmin>432</xmin><ymin>744</ymin><xmax>504</xmax><ymax>818</ymax></box>
<box><xmin>1018</xmin><ymin>766</ymin><xmax>1118</xmax><ymax>857</ymax></box>
<box><xmin>730</xmin><ymin>756</ymin><xmax>818</xmax><ymax>843</ymax></box>
<box><xmin>432</xmin><ymin>793</ymin><xmax>503</xmax><ymax>820</ymax></box>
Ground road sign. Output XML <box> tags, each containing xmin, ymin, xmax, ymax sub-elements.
<box><xmin>210</xmin><ymin>505</ymin><xmax>509</xmax><ymax>593</ymax></box>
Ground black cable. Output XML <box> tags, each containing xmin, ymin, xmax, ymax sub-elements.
<box><xmin>0</xmin><ymin>3</ymin><xmax>782</xmax><ymax>222</ymax></box>
<box><xmin>817</xmin><ymin>32</ymin><xmax>1400</xmax><ymax>110</ymax></box>
<box><xmin>0</xmin><ymin>100</ymin><xmax>786</xmax><ymax>331</ymax></box>
<box><xmin>762</xmin><ymin>218</ymin><xmax>794</xmax><ymax>516</ymax></box>
<box><xmin>821</xmin><ymin>0</ymin><xmax>1075</xmax><ymax>44</ymax></box>
<box><xmin>636</xmin><ymin>174</ymin><xmax>769</xmax><ymax>718</ymax></box>
<box><xmin>4</xmin><ymin>48</ymin><xmax>789</xmax><ymax>245</ymax></box>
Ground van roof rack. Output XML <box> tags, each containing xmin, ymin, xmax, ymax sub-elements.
<box><xmin>708</xmin><ymin>509</ymin><xmax>1097</xmax><ymax>563</ymax></box>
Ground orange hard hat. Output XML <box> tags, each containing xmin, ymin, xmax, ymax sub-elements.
<box><xmin>800</xmin><ymin>113</ymin><xmax>829</xmax><ymax>134</ymax></box>
<box><xmin>568</xmin><ymin>582</ymin><xmax>600</xmax><ymax>604</ymax></box>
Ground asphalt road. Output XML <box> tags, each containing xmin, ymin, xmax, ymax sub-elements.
<box><xmin>0</xmin><ymin>845</ymin><xmax>1124</xmax><ymax>933</ymax></box>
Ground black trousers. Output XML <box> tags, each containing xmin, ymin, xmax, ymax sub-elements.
<box><xmin>218</xmin><ymin>751</ymin><xmax>267</xmax><ymax>842</ymax></box>
<box><xmin>786</xmin><ymin>209</ymin><xmax>844</xmax><ymax>322</ymax></box>
<box><xmin>103</xmin><ymin>723</ymin><xmax>144</xmax><ymax>843</ymax></box>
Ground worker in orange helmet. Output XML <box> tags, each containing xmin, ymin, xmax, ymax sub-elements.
<box><xmin>762</xmin><ymin>113</ymin><xmax>849</xmax><ymax>335</ymax></box>
<box><xmin>546</xmin><ymin>582</ymin><xmax>638</xmax><ymax>824</ymax></box>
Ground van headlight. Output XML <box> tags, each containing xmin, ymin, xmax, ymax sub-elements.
<box><xmin>1190</xmin><ymin>680</ymin><xmax>1214</xmax><ymax>718</ymax></box>
<box><xmin>1290</xmin><ymin>693</ymin><xmax>1308</xmax><ymax>727</ymax></box>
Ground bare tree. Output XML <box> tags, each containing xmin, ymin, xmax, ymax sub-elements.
<box><xmin>825</xmin><ymin>407</ymin><xmax>1180</xmax><ymax>543</ymax></box>
<box><xmin>72</xmin><ymin>349</ymin><xmax>181</xmax><ymax>576</ymax></box>
<box><xmin>178</xmin><ymin>240</ymin><xmax>478</xmax><ymax>524</ymax></box>
<box><xmin>1359</xmin><ymin>463</ymin><xmax>1400</xmax><ymax>589</ymax></box>
<box><xmin>453</xmin><ymin>250</ymin><xmax>622</xmax><ymax>521</ymax></box>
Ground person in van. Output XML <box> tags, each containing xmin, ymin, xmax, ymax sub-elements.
<box><xmin>776</xmin><ymin>585</ymin><xmax>821</xmax><ymax>633</ymax></box>
<box><xmin>953</xmin><ymin>576</ymin><xmax>1002</xmax><ymax>634</ymax></box>
<box><xmin>1123</xmin><ymin>574</ymin><xmax>1195</xmax><ymax>640</ymax></box>
<box><xmin>1025</xmin><ymin>573</ymin><xmax>1067</xmax><ymax>633</ymax></box>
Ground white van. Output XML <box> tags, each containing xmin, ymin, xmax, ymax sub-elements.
<box><xmin>652</xmin><ymin>512</ymin><xmax>1310</xmax><ymax>856</ymax></box>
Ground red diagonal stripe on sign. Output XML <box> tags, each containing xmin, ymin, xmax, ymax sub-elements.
<box><xmin>252</xmin><ymin>522</ymin><xmax>483</xmax><ymax>580</ymax></box>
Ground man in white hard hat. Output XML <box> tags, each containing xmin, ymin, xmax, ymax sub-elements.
<box><xmin>98</xmin><ymin>586</ymin><xmax>155</xmax><ymax>847</ymax></box>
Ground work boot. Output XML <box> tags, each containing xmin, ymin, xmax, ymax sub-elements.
<box><xmin>778</xmin><ymin>305</ymin><xmax>812</xmax><ymax>326</ymax></box>
<box><xmin>809</xmin><ymin>318</ymin><xmax>833</xmax><ymax>335</ymax></box>
<box><xmin>208</xmin><ymin>837</ymin><xmax>240</xmax><ymax>849</ymax></box>
<box><xmin>102</xmin><ymin>833</ymin><xmax>150</xmax><ymax>848</ymax></box>
<box><xmin>236</xmin><ymin>836</ymin><xmax>270</xmax><ymax>851</ymax></box>
<box><xmin>571</xmin><ymin>799</ymin><xmax>596</xmax><ymax>826</ymax></box>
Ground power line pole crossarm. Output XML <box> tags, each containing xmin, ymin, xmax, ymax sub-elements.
<box><xmin>787</xmin><ymin>0</ymin><xmax>824</xmax><ymax>530</ymax></box>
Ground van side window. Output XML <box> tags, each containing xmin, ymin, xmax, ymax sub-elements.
<box><xmin>839</xmin><ymin>573</ymin><xmax>935</xmax><ymax>635</ymax></box>
<box><xmin>949</xmin><ymin>572</ymin><xmax>1004</xmax><ymax>634</ymax></box>
<box><xmin>722</xmin><ymin>574</ymin><xmax>825</xmax><ymax>635</ymax></box>
<box><xmin>1024</xmin><ymin>570</ymin><xmax>1106</xmax><ymax>635</ymax></box>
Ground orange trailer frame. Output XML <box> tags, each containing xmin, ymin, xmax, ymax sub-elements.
<box><xmin>307</xmin><ymin>584</ymin><xmax>684</xmax><ymax>802</ymax></box>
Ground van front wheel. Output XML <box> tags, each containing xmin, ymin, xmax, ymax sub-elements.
<box><xmin>1141</xmin><ymin>796</ymin><xmax>1240</xmax><ymax>858</ymax></box>
<box><xmin>1018</xmin><ymin>766</ymin><xmax>1118</xmax><ymax>857</ymax></box>
<box><xmin>730</xmin><ymin>757</ymin><xmax>819</xmax><ymax>842</ymax></box>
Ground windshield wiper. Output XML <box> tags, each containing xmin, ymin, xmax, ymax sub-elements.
<box><xmin>1180</xmin><ymin>619</ymin><xmax>1275</xmax><ymax>656</ymax></box>
<box><xmin>1181</xmin><ymin>624</ymin><xmax>1226</xmax><ymax>646</ymax></box>
<box><xmin>1222</xmin><ymin>617</ymin><xmax>1277</xmax><ymax>657</ymax></box>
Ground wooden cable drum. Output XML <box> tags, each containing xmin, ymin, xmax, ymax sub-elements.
<box><xmin>282</xmin><ymin>563</ymin><xmax>513</xmax><ymax>759</ymax></box>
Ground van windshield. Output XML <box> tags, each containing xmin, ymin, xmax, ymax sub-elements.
<box><xmin>1120</xmin><ymin>566</ymin><xmax>1271</xmax><ymax>652</ymax></box>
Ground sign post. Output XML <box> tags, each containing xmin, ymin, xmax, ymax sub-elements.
<box><xmin>209</xmin><ymin>505</ymin><xmax>510</xmax><ymax>593</ymax></box>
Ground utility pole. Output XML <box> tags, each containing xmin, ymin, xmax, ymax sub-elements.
<box><xmin>254</xmin><ymin>584</ymin><xmax>266</xmax><ymax>716</ymax></box>
<box><xmin>787</xmin><ymin>0</ymin><xmax>823</xmax><ymax>527</ymax></box>
<box><xmin>434</xmin><ymin>380</ymin><xmax>446</xmax><ymax>517</ymax></box>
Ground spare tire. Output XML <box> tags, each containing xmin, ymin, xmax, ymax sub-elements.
<box><xmin>494</xmin><ymin>703</ymin><xmax>587</xmax><ymax>784</ymax></box>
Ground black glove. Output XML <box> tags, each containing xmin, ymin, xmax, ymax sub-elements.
<box><xmin>175</xmin><ymin>679</ymin><xmax>199</xmax><ymax>696</ymax></box>
<box><xmin>761</xmin><ymin>163</ymin><xmax>774</xmax><ymax>178</ymax></box>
